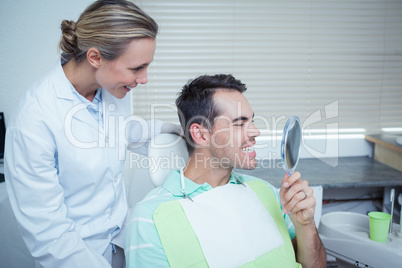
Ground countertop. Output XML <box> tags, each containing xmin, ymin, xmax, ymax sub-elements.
<box><xmin>365</xmin><ymin>134</ymin><xmax>402</xmax><ymax>153</ymax></box>
<box><xmin>235</xmin><ymin>156</ymin><xmax>402</xmax><ymax>189</ymax></box>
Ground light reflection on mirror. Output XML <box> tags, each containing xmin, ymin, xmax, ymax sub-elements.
<box><xmin>281</xmin><ymin>116</ymin><xmax>302</xmax><ymax>174</ymax></box>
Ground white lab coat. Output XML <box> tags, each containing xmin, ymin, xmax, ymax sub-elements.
<box><xmin>4</xmin><ymin>61</ymin><xmax>162</xmax><ymax>267</ymax></box>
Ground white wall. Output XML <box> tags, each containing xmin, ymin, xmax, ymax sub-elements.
<box><xmin>0</xmin><ymin>1</ymin><xmax>93</xmax><ymax>124</ymax></box>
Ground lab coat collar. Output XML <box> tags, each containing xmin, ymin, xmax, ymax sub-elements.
<box><xmin>52</xmin><ymin>60</ymin><xmax>75</xmax><ymax>101</ymax></box>
<box><xmin>52</xmin><ymin>59</ymin><xmax>108</xmax><ymax>132</ymax></box>
<box><xmin>52</xmin><ymin>59</ymin><xmax>104</xmax><ymax>107</ymax></box>
<box><xmin>162</xmin><ymin>170</ymin><xmax>243</xmax><ymax>198</ymax></box>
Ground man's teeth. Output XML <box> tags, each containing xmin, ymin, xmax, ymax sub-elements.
<box><xmin>241</xmin><ymin>146</ymin><xmax>254</xmax><ymax>153</ymax></box>
<box><xmin>125</xmin><ymin>86</ymin><xmax>134</xmax><ymax>90</ymax></box>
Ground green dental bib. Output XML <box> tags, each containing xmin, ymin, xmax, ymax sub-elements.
<box><xmin>153</xmin><ymin>180</ymin><xmax>301</xmax><ymax>268</ymax></box>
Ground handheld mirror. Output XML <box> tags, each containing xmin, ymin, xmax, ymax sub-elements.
<box><xmin>281</xmin><ymin>116</ymin><xmax>302</xmax><ymax>174</ymax></box>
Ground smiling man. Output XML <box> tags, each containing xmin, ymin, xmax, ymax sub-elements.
<box><xmin>125</xmin><ymin>74</ymin><xmax>326</xmax><ymax>268</ymax></box>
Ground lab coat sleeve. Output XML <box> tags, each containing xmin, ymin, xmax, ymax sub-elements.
<box><xmin>5</xmin><ymin>126</ymin><xmax>111</xmax><ymax>268</ymax></box>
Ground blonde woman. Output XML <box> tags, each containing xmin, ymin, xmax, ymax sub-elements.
<box><xmin>4</xmin><ymin>1</ymin><xmax>175</xmax><ymax>267</ymax></box>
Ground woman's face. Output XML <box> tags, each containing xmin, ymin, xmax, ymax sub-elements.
<box><xmin>95</xmin><ymin>38</ymin><xmax>156</xmax><ymax>99</ymax></box>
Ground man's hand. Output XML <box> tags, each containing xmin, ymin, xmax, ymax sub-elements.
<box><xmin>279</xmin><ymin>172</ymin><xmax>316</xmax><ymax>226</ymax></box>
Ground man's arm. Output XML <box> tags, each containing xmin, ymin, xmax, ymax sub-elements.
<box><xmin>279</xmin><ymin>172</ymin><xmax>326</xmax><ymax>268</ymax></box>
<box><xmin>125</xmin><ymin>203</ymin><xmax>170</xmax><ymax>267</ymax></box>
<box><xmin>291</xmin><ymin>223</ymin><xmax>326</xmax><ymax>268</ymax></box>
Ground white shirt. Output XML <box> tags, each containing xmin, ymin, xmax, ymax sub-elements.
<box><xmin>4</xmin><ymin>61</ymin><xmax>162</xmax><ymax>267</ymax></box>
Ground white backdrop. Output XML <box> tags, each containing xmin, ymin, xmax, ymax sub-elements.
<box><xmin>0</xmin><ymin>0</ymin><xmax>94</xmax><ymax>124</ymax></box>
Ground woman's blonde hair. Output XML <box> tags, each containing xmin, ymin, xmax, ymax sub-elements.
<box><xmin>59</xmin><ymin>0</ymin><xmax>158</xmax><ymax>62</ymax></box>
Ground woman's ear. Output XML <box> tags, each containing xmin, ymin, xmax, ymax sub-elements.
<box><xmin>87</xmin><ymin>48</ymin><xmax>102</xmax><ymax>68</ymax></box>
<box><xmin>189</xmin><ymin>123</ymin><xmax>210</xmax><ymax>148</ymax></box>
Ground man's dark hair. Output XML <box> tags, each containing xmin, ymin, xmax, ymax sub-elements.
<box><xmin>175</xmin><ymin>74</ymin><xmax>247</xmax><ymax>154</ymax></box>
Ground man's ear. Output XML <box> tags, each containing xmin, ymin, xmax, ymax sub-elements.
<box><xmin>87</xmin><ymin>48</ymin><xmax>102</xmax><ymax>68</ymax></box>
<box><xmin>189</xmin><ymin>123</ymin><xmax>210</xmax><ymax>148</ymax></box>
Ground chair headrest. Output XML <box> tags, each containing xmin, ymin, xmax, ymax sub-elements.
<box><xmin>147</xmin><ymin>133</ymin><xmax>189</xmax><ymax>187</ymax></box>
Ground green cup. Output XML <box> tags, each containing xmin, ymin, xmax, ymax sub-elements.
<box><xmin>368</xmin><ymin>211</ymin><xmax>391</xmax><ymax>243</ymax></box>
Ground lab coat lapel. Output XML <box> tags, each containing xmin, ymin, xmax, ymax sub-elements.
<box><xmin>70</xmin><ymin>101</ymin><xmax>101</xmax><ymax>133</ymax></box>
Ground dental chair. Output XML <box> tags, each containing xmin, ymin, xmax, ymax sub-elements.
<box><xmin>123</xmin><ymin>133</ymin><xmax>189</xmax><ymax>208</ymax></box>
<box><xmin>147</xmin><ymin>133</ymin><xmax>189</xmax><ymax>188</ymax></box>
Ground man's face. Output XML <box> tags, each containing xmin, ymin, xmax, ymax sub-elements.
<box><xmin>207</xmin><ymin>90</ymin><xmax>260</xmax><ymax>170</ymax></box>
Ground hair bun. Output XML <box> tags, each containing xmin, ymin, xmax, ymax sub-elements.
<box><xmin>59</xmin><ymin>20</ymin><xmax>77</xmax><ymax>54</ymax></box>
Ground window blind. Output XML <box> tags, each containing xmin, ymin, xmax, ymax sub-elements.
<box><xmin>133</xmin><ymin>0</ymin><xmax>402</xmax><ymax>136</ymax></box>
